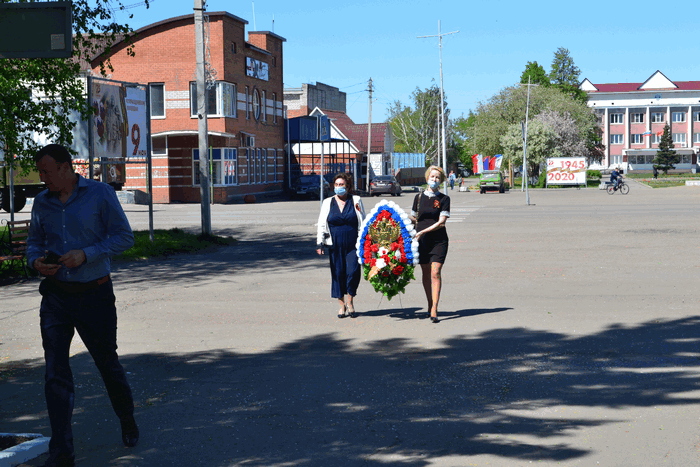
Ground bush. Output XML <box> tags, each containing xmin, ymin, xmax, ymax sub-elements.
<box><xmin>587</xmin><ymin>169</ymin><xmax>601</xmax><ymax>179</ymax></box>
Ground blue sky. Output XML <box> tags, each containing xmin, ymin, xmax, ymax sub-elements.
<box><xmin>117</xmin><ymin>0</ymin><xmax>700</xmax><ymax>124</ymax></box>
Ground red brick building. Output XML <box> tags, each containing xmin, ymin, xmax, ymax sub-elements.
<box><xmin>90</xmin><ymin>12</ymin><xmax>286</xmax><ymax>203</ymax></box>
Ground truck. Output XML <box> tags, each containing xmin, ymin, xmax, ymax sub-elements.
<box><xmin>0</xmin><ymin>162</ymin><xmax>45</xmax><ymax>212</ymax></box>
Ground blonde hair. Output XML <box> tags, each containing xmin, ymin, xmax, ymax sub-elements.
<box><xmin>424</xmin><ymin>165</ymin><xmax>446</xmax><ymax>183</ymax></box>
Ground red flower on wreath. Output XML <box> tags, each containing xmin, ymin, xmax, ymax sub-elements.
<box><xmin>393</xmin><ymin>265</ymin><xmax>404</xmax><ymax>275</ymax></box>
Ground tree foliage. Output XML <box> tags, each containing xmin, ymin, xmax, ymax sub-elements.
<box><xmin>451</xmin><ymin>112</ymin><xmax>475</xmax><ymax>172</ymax></box>
<box><xmin>520</xmin><ymin>61</ymin><xmax>550</xmax><ymax>87</ymax></box>
<box><xmin>0</xmin><ymin>0</ymin><xmax>148</xmax><ymax>170</ymax></box>
<box><xmin>467</xmin><ymin>84</ymin><xmax>599</xmax><ymax>164</ymax></box>
<box><xmin>549</xmin><ymin>47</ymin><xmax>586</xmax><ymax>102</ymax></box>
<box><xmin>653</xmin><ymin>124</ymin><xmax>678</xmax><ymax>174</ymax></box>
<box><xmin>387</xmin><ymin>84</ymin><xmax>449</xmax><ymax>166</ymax></box>
<box><xmin>500</xmin><ymin>119</ymin><xmax>557</xmax><ymax>177</ymax></box>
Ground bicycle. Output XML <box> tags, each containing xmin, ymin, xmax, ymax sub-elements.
<box><xmin>607</xmin><ymin>179</ymin><xmax>629</xmax><ymax>195</ymax></box>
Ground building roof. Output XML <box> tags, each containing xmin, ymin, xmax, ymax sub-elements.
<box><xmin>313</xmin><ymin>109</ymin><xmax>388</xmax><ymax>153</ymax></box>
<box><xmin>581</xmin><ymin>70</ymin><xmax>700</xmax><ymax>93</ymax></box>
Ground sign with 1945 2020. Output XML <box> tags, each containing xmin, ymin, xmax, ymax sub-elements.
<box><xmin>546</xmin><ymin>158</ymin><xmax>587</xmax><ymax>186</ymax></box>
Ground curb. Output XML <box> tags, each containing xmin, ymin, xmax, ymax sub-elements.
<box><xmin>0</xmin><ymin>433</ymin><xmax>50</xmax><ymax>466</ymax></box>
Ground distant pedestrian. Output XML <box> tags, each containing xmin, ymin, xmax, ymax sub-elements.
<box><xmin>316</xmin><ymin>173</ymin><xmax>366</xmax><ymax>318</ymax></box>
<box><xmin>26</xmin><ymin>143</ymin><xmax>139</xmax><ymax>467</ymax></box>
<box><xmin>653</xmin><ymin>166</ymin><xmax>658</xmax><ymax>179</ymax></box>
<box><xmin>448</xmin><ymin>170</ymin><xmax>456</xmax><ymax>190</ymax></box>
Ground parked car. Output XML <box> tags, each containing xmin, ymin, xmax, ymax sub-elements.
<box><xmin>369</xmin><ymin>175</ymin><xmax>402</xmax><ymax>196</ymax></box>
<box><xmin>479</xmin><ymin>170</ymin><xmax>505</xmax><ymax>194</ymax></box>
<box><xmin>292</xmin><ymin>174</ymin><xmax>330</xmax><ymax>199</ymax></box>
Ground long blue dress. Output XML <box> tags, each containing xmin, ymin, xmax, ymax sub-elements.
<box><xmin>327</xmin><ymin>197</ymin><xmax>361</xmax><ymax>298</ymax></box>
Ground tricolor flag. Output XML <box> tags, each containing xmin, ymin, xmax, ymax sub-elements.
<box><xmin>483</xmin><ymin>156</ymin><xmax>491</xmax><ymax>172</ymax></box>
<box><xmin>492</xmin><ymin>154</ymin><xmax>504</xmax><ymax>170</ymax></box>
<box><xmin>472</xmin><ymin>154</ymin><xmax>483</xmax><ymax>174</ymax></box>
<box><xmin>642</xmin><ymin>131</ymin><xmax>652</xmax><ymax>136</ymax></box>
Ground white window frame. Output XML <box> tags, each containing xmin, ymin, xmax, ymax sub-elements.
<box><xmin>672</xmin><ymin>112</ymin><xmax>686</xmax><ymax>123</ymax></box>
<box><xmin>651</xmin><ymin>112</ymin><xmax>664</xmax><ymax>123</ymax></box>
<box><xmin>190</xmin><ymin>81</ymin><xmax>237</xmax><ymax>118</ymax></box>
<box><xmin>672</xmin><ymin>133</ymin><xmax>686</xmax><ymax>146</ymax></box>
<box><xmin>149</xmin><ymin>83</ymin><xmax>165</xmax><ymax>118</ymax></box>
<box><xmin>652</xmin><ymin>134</ymin><xmax>661</xmax><ymax>144</ymax></box>
<box><xmin>693</xmin><ymin>133</ymin><xmax>700</xmax><ymax>144</ymax></box>
<box><xmin>630</xmin><ymin>134</ymin><xmax>643</xmax><ymax>144</ymax></box>
<box><xmin>609</xmin><ymin>113</ymin><xmax>624</xmax><ymax>124</ymax></box>
<box><xmin>631</xmin><ymin>113</ymin><xmax>644</xmax><ymax>123</ymax></box>
<box><xmin>694</xmin><ymin>112</ymin><xmax>700</xmax><ymax>122</ymax></box>
<box><xmin>610</xmin><ymin>134</ymin><xmax>624</xmax><ymax>145</ymax></box>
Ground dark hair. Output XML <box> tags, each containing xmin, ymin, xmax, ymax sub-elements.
<box><xmin>34</xmin><ymin>144</ymin><xmax>72</xmax><ymax>165</ymax></box>
<box><xmin>333</xmin><ymin>173</ymin><xmax>354</xmax><ymax>194</ymax></box>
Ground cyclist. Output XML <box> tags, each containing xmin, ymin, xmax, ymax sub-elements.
<box><xmin>610</xmin><ymin>167</ymin><xmax>622</xmax><ymax>190</ymax></box>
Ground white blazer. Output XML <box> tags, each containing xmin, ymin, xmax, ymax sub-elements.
<box><xmin>316</xmin><ymin>195</ymin><xmax>365</xmax><ymax>246</ymax></box>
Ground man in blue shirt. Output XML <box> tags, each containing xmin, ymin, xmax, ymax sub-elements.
<box><xmin>610</xmin><ymin>167</ymin><xmax>621</xmax><ymax>189</ymax></box>
<box><xmin>27</xmin><ymin>144</ymin><xmax>138</xmax><ymax>467</ymax></box>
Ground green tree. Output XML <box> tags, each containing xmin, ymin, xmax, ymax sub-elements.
<box><xmin>467</xmin><ymin>84</ymin><xmax>599</xmax><ymax>162</ymax></box>
<box><xmin>387</xmin><ymin>84</ymin><xmax>449</xmax><ymax>165</ymax></box>
<box><xmin>0</xmin><ymin>0</ymin><xmax>149</xmax><ymax>171</ymax></box>
<box><xmin>653</xmin><ymin>124</ymin><xmax>679</xmax><ymax>174</ymax></box>
<box><xmin>500</xmin><ymin>119</ymin><xmax>557</xmax><ymax>180</ymax></box>
<box><xmin>520</xmin><ymin>61</ymin><xmax>550</xmax><ymax>87</ymax></box>
<box><xmin>549</xmin><ymin>47</ymin><xmax>586</xmax><ymax>102</ymax></box>
<box><xmin>451</xmin><ymin>112</ymin><xmax>475</xmax><ymax>172</ymax></box>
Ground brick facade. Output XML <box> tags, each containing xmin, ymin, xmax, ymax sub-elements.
<box><xmin>90</xmin><ymin>12</ymin><xmax>286</xmax><ymax>203</ymax></box>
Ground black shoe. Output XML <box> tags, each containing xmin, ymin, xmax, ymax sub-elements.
<box><xmin>121</xmin><ymin>416</ymin><xmax>139</xmax><ymax>447</ymax></box>
<box><xmin>43</xmin><ymin>452</ymin><xmax>75</xmax><ymax>467</ymax></box>
<box><xmin>430</xmin><ymin>316</ymin><xmax>439</xmax><ymax>324</ymax></box>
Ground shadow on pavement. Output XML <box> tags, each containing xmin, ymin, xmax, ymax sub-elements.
<box><xmin>4</xmin><ymin>316</ymin><xmax>700</xmax><ymax>466</ymax></box>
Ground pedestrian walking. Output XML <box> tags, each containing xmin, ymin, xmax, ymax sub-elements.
<box><xmin>411</xmin><ymin>166</ymin><xmax>450</xmax><ymax>323</ymax></box>
<box><xmin>448</xmin><ymin>170</ymin><xmax>456</xmax><ymax>190</ymax></box>
<box><xmin>26</xmin><ymin>144</ymin><xmax>139</xmax><ymax>467</ymax></box>
<box><xmin>316</xmin><ymin>173</ymin><xmax>366</xmax><ymax>318</ymax></box>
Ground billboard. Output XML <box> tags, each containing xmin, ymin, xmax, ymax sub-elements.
<box><xmin>546</xmin><ymin>157</ymin><xmax>587</xmax><ymax>186</ymax></box>
<box><xmin>90</xmin><ymin>78</ymin><xmax>149</xmax><ymax>185</ymax></box>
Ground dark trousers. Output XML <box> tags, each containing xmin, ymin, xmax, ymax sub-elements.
<box><xmin>39</xmin><ymin>278</ymin><xmax>134</xmax><ymax>458</ymax></box>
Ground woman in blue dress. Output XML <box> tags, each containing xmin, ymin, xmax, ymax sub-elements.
<box><xmin>316</xmin><ymin>173</ymin><xmax>366</xmax><ymax>318</ymax></box>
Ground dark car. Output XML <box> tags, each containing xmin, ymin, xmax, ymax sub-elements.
<box><xmin>292</xmin><ymin>174</ymin><xmax>330</xmax><ymax>199</ymax></box>
<box><xmin>369</xmin><ymin>175</ymin><xmax>402</xmax><ymax>196</ymax></box>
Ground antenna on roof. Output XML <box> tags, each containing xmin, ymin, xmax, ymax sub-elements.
<box><xmin>251</xmin><ymin>2</ymin><xmax>257</xmax><ymax>30</ymax></box>
<box><xmin>272</xmin><ymin>15</ymin><xmax>274</xmax><ymax>33</ymax></box>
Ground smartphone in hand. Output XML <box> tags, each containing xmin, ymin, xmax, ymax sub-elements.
<box><xmin>44</xmin><ymin>251</ymin><xmax>62</xmax><ymax>265</ymax></box>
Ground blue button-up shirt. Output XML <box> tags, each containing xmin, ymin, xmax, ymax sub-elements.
<box><xmin>27</xmin><ymin>175</ymin><xmax>134</xmax><ymax>283</ymax></box>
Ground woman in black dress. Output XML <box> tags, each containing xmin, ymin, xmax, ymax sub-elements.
<box><xmin>411</xmin><ymin>166</ymin><xmax>450</xmax><ymax>323</ymax></box>
<box><xmin>316</xmin><ymin>173</ymin><xmax>366</xmax><ymax>318</ymax></box>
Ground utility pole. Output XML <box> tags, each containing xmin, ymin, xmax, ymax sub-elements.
<box><xmin>366</xmin><ymin>77</ymin><xmax>373</xmax><ymax>192</ymax></box>
<box><xmin>419</xmin><ymin>21</ymin><xmax>458</xmax><ymax>191</ymax></box>
<box><xmin>521</xmin><ymin>76</ymin><xmax>532</xmax><ymax>206</ymax></box>
<box><xmin>194</xmin><ymin>0</ymin><xmax>212</xmax><ymax>235</ymax></box>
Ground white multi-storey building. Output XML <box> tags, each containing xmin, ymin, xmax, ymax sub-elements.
<box><xmin>580</xmin><ymin>70</ymin><xmax>700</xmax><ymax>171</ymax></box>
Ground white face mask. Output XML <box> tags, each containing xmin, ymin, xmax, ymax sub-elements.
<box><xmin>334</xmin><ymin>187</ymin><xmax>347</xmax><ymax>196</ymax></box>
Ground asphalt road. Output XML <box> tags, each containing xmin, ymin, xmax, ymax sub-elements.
<box><xmin>2</xmin><ymin>182</ymin><xmax>700</xmax><ymax>466</ymax></box>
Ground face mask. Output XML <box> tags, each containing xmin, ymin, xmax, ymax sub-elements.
<box><xmin>428</xmin><ymin>180</ymin><xmax>440</xmax><ymax>189</ymax></box>
<box><xmin>334</xmin><ymin>187</ymin><xmax>347</xmax><ymax>196</ymax></box>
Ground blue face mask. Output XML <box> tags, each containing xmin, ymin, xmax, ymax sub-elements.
<box><xmin>334</xmin><ymin>186</ymin><xmax>347</xmax><ymax>196</ymax></box>
<box><xmin>428</xmin><ymin>180</ymin><xmax>440</xmax><ymax>189</ymax></box>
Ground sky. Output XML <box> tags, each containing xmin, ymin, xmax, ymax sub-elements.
<box><xmin>114</xmin><ymin>0</ymin><xmax>700</xmax><ymax>125</ymax></box>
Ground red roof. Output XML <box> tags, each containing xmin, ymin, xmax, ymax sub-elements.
<box><xmin>321</xmin><ymin>109</ymin><xmax>388</xmax><ymax>153</ymax></box>
<box><xmin>589</xmin><ymin>81</ymin><xmax>700</xmax><ymax>93</ymax></box>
